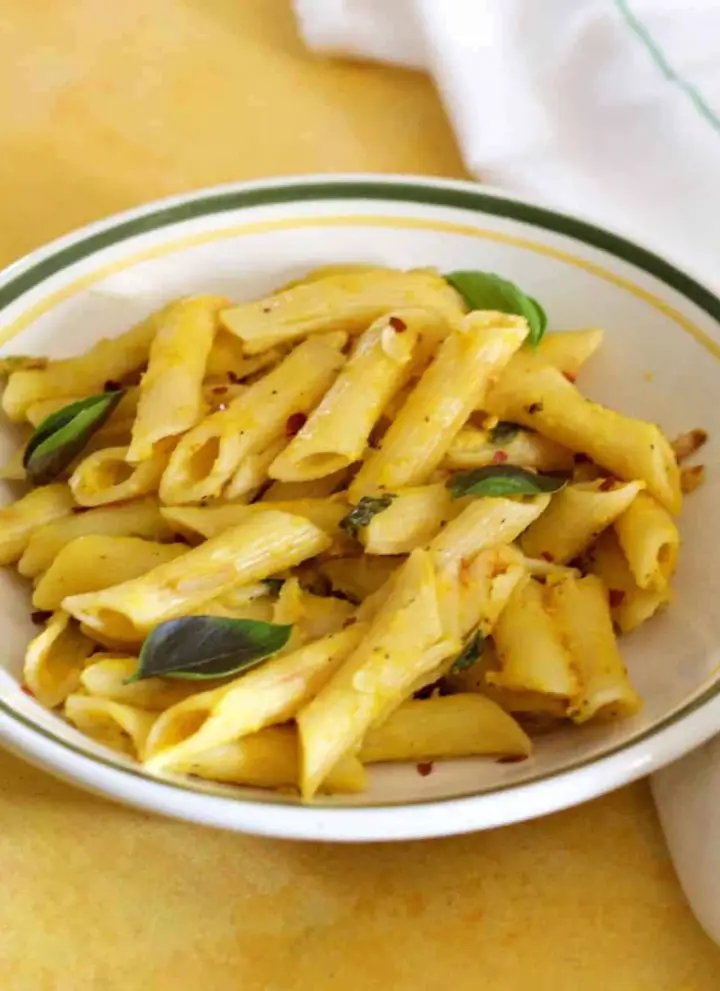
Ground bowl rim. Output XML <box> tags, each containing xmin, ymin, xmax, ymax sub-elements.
<box><xmin>1</xmin><ymin>171</ymin><xmax>719</xmax><ymax>841</ymax></box>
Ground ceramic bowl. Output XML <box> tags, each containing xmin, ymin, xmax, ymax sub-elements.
<box><xmin>1</xmin><ymin>174</ymin><xmax>719</xmax><ymax>841</ymax></box>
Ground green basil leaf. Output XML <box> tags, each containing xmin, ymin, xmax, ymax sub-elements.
<box><xmin>23</xmin><ymin>391</ymin><xmax>125</xmax><ymax>485</ymax></box>
<box><xmin>447</xmin><ymin>465</ymin><xmax>567</xmax><ymax>499</ymax></box>
<box><xmin>126</xmin><ymin>616</ymin><xmax>292</xmax><ymax>682</ymax></box>
<box><xmin>451</xmin><ymin>630</ymin><xmax>485</xmax><ymax>674</ymax></box>
<box><xmin>488</xmin><ymin>421</ymin><xmax>521</xmax><ymax>446</ymax></box>
<box><xmin>339</xmin><ymin>494</ymin><xmax>395</xmax><ymax>539</ymax></box>
<box><xmin>445</xmin><ymin>270</ymin><xmax>547</xmax><ymax>346</ymax></box>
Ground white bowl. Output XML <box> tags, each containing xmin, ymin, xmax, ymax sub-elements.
<box><xmin>1</xmin><ymin>174</ymin><xmax>719</xmax><ymax>842</ymax></box>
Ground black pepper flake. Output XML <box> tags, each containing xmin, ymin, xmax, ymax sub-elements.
<box><xmin>227</xmin><ymin>371</ymin><xmax>240</xmax><ymax>384</ymax></box>
<box><xmin>525</xmin><ymin>402</ymin><xmax>543</xmax><ymax>415</ymax></box>
<box><xmin>496</xmin><ymin>755</ymin><xmax>529</xmax><ymax>764</ymax></box>
<box><xmin>104</xmin><ymin>379</ymin><xmax>122</xmax><ymax>392</ymax></box>
<box><xmin>30</xmin><ymin>610</ymin><xmax>52</xmax><ymax>625</ymax></box>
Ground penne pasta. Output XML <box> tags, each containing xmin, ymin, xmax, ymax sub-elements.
<box><xmin>548</xmin><ymin>574</ymin><xmax>642</xmax><ymax>722</ymax></box>
<box><xmin>297</xmin><ymin>550</ymin><xmax>456</xmax><ymax>798</ymax></box>
<box><xmin>80</xmin><ymin>655</ymin><xmax>209</xmax><ymax>711</ymax></box>
<box><xmin>486</xmin><ymin>350</ymin><xmax>681</xmax><ymax>513</ymax></box>
<box><xmin>428</xmin><ymin>494</ymin><xmax>550</xmax><ymax>572</ymax></box>
<box><xmin>128</xmin><ymin>296</ymin><xmax>227</xmax><ymax>462</ymax></box>
<box><xmin>144</xmin><ymin>625</ymin><xmax>366</xmax><ymax>771</ymax></box>
<box><xmin>2</xmin><ymin>306</ymin><xmax>164</xmax><ymax>422</ymax></box>
<box><xmin>205</xmin><ymin>329</ymin><xmax>283</xmax><ymax>380</ymax></box>
<box><xmin>32</xmin><ymin>536</ymin><xmax>187</xmax><ymax>611</ymax></box>
<box><xmin>26</xmin><ymin>387</ymin><xmax>141</xmax><ymax>430</ymax></box>
<box><xmin>64</xmin><ymin>694</ymin><xmax>157</xmax><ymax>759</ymax></box>
<box><xmin>23</xmin><ymin>610</ymin><xmax>94</xmax><ymax>708</ymax></box>
<box><xmin>613</xmin><ymin>491</ymin><xmax>679</xmax><ymax>591</ymax></box>
<box><xmin>271</xmin><ymin>578</ymin><xmax>355</xmax><ymax>646</ymax></box>
<box><xmin>18</xmin><ymin>497</ymin><xmax>176</xmax><ymax>578</ymax></box>
<box><xmin>488</xmin><ymin>577</ymin><xmax>577</xmax><ymax>697</ymax></box>
<box><xmin>0</xmin><ymin>484</ymin><xmax>74</xmax><ymax>565</ymax></box>
<box><xmin>223</xmin><ymin>436</ymin><xmax>287</xmax><ymax>502</ymax></box>
<box><xmin>260</xmin><ymin>468</ymin><xmax>350</xmax><ymax>502</ymax></box>
<box><xmin>63</xmin><ymin>510</ymin><xmax>331</xmax><ymax>640</ymax></box>
<box><xmin>178</xmin><ymin>727</ymin><xmax>367</xmax><ymax>794</ymax></box>
<box><xmin>318</xmin><ymin>555</ymin><xmax>402</xmax><ymax>602</ymax></box>
<box><xmin>160</xmin><ymin>494</ymin><xmax>347</xmax><ymax>542</ymax></box>
<box><xmin>159</xmin><ymin>335</ymin><xmax>345</xmax><ymax>505</ymax></box>
<box><xmin>361</xmin><ymin>483</ymin><xmax>452</xmax><ymax>555</ymax></box>
<box><xmin>533</xmin><ymin>328</ymin><xmax>604</xmax><ymax>379</ymax></box>
<box><xmin>350</xmin><ymin>312</ymin><xmax>528</xmax><ymax>498</ymax></box>
<box><xmin>269</xmin><ymin>311</ymin><xmax>425</xmax><ymax>481</ymax></box>
<box><xmin>443</xmin><ymin>424</ymin><xmax>573</xmax><ymax>472</ymax></box>
<box><xmin>585</xmin><ymin>530</ymin><xmax>671</xmax><ymax>634</ymax></box>
<box><xmin>521</xmin><ymin>479</ymin><xmax>644</xmax><ymax>565</ymax></box>
<box><xmin>359</xmin><ymin>694</ymin><xmax>532</xmax><ymax>763</ymax></box>
<box><xmin>220</xmin><ymin>268</ymin><xmax>464</xmax><ymax>354</ymax></box>
<box><xmin>69</xmin><ymin>442</ymin><xmax>172</xmax><ymax>507</ymax></box>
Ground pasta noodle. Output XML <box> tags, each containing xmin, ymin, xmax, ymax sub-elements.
<box><xmin>0</xmin><ymin>484</ymin><xmax>74</xmax><ymax>565</ymax></box>
<box><xmin>613</xmin><ymin>491</ymin><xmax>679</xmax><ymax>591</ymax></box>
<box><xmin>350</xmin><ymin>311</ymin><xmax>528</xmax><ymax>497</ymax></box>
<box><xmin>585</xmin><ymin>530</ymin><xmax>671</xmax><ymax>633</ymax></box>
<box><xmin>64</xmin><ymin>694</ymin><xmax>157</xmax><ymax>759</ymax></box>
<box><xmin>23</xmin><ymin>610</ymin><xmax>94</xmax><ymax>707</ymax></box>
<box><xmin>69</xmin><ymin>442</ymin><xmax>172</xmax><ymax>507</ymax></box>
<box><xmin>360</xmin><ymin>484</ymin><xmax>452</xmax><ymax>555</ymax></box>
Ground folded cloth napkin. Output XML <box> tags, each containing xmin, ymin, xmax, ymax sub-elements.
<box><xmin>293</xmin><ymin>0</ymin><xmax>720</xmax><ymax>290</ymax></box>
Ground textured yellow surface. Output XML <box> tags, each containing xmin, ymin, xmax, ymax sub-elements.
<box><xmin>0</xmin><ymin>1</ymin><xmax>719</xmax><ymax>988</ymax></box>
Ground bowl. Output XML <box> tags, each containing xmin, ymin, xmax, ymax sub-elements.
<box><xmin>1</xmin><ymin>174</ymin><xmax>719</xmax><ymax>842</ymax></box>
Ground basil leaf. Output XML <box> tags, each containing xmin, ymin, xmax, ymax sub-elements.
<box><xmin>445</xmin><ymin>270</ymin><xmax>547</xmax><ymax>346</ymax></box>
<box><xmin>23</xmin><ymin>391</ymin><xmax>125</xmax><ymax>485</ymax></box>
<box><xmin>447</xmin><ymin>465</ymin><xmax>567</xmax><ymax>499</ymax></box>
<box><xmin>488</xmin><ymin>421</ymin><xmax>521</xmax><ymax>446</ymax></box>
<box><xmin>339</xmin><ymin>495</ymin><xmax>395</xmax><ymax>539</ymax></box>
<box><xmin>451</xmin><ymin>630</ymin><xmax>485</xmax><ymax>674</ymax></box>
<box><xmin>126</xmin><ymin>616</ymin><xmax>292</xmax><ymax>682</ymax></box>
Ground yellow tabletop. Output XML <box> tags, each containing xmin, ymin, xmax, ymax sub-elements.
<box><xmin>0</xmin><ymin>3</ymin><xmax>718</xmax><ymax>988</ymax></box>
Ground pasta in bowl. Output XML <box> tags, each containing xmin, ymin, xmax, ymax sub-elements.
<box><xmin>0</xmin><ymin>175</ymin><xmax>718</xmax><ymax>841</ymax></box>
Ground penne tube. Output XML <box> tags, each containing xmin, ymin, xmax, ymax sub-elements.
<box><xmin>457</xmin><ymin>545</ymin><xmax>528</xmax><ymax>639</ymax></box>
<box><xmin>361</xmin><ymin>484</ymin><xmax>452</xmax><ymax>555</ymax></box>
<box><xmin>319</xmin><ymin>555</ymin><xmax>402</xmax><ymax>602</ymax></box>
<box><xmin>350</xmin><ymin>312</ymin><xmax>528</xmax><ymax>498</ymax></box>
<box><xmin>532</xmin><ymin>328</ymin><xmax>604</xmax><ymax>379</ymax></box>
<box><xmin>271</xmin><ymin>578</ymin><xmax>355</xmax><ymax>646</ymax></box>
<box><xmin>521</xmin><ymin>479</ymin><xmax>644</xmax><ymax>564</ymax></box>
<box><xmin>69</xmin><ymin>443</ymin><xmax>172</xmax><ymax>507</ymax></box>
<box><xmin>160</xmin><ymin>494</ymin><xmax>347</xmax><ymax>542</ymax></box>
<box><xmin>205</xmin><ymin>329</ymin><xmax>283</xmax><ymax>380</ymax></box>
<box><xmin>19</xmin><ymin>497</ymin><xmax>176</xmax><ymax>578</ymax></box>
<box><xmin>443</xmin><ymin>425</ymin><xmax>573</xmax><ymax>472</ymax></box>
<box><xmin>159</xmin><ymin>335</ymin><xmax>345</xmax><ymax>505</ymax></box>
<box><xmin>0</xmin><ymin>484</ymin><xmax>74</xmax><ymax>566</ymax></box>
<box><xmin>613</xmin><ymin>491</ymin><xmax>679</xmax><ymax>591</ymax></box>
<box><xmin>80</xmin><ymin>655</ymin><xmax>209</xmax><ymax>711</ymax></box>
<box><xmin>63</xmin><ymin>510</ymin><xmax>331</xmax><ymax>640</ymax></box>
<box><xmin>176</xmin><ymin>727</ymin><xmax>368</xmax><ymax>794</ymax></box>
<box><xmin>269</xmin><ymin>311</ymin><xmax>423</xmax><ymax>482</ymax></box>
<box><xmin>488</xmin><ymin>577</ymin><xmax>577</xmax><ymax>697</ymax></box>
<box><xmin>64</xmin><ymin>694</ymin><xmax>157</xmax><ymax>759</ymax></box>
<box><xmin>23</xmin><ymin>610</ymin><xmax>94</xmax><ymax>708</ymax></box>
<box><xmin>585</xmin><ymin>530</ymin><xmax>671</xmax><ymax>634</ymax></box>
<box><xmin>128</xmin><ymin>296</ymin><xmax>227</xmax><ymax>462</ymax></box>
<box><xmin>223</xmin><ymin>437</ymin><xmax>287</xmax><ymax>502</ymax></box>
<box><xmin>0</xmin><ymin>444</ymin><xmax>29</xmax><ymax>481</ymax></box>
<box><xmin>144</xmin><ymin>625</ymin><xmax>366</xmax><ymax>771</ymax></box>
<box><xmin>260</xmin><ymin>468</ymin><xmax>350</xmax><ymax>502</ymax></box>
<box><xmin>428</xmin><ymin>494</ymin><xmax>550</xmax><ymax>572</ymax></box>
<box><xmin>278</xmin><ymin>263</ymin><xmax>392</xmax><ymax>291</ymax></box>
<box><xmin>297</xmin><ymin>549</ymin><xmax>456</xmax><ymax>798</ymax></box>
<box><xmin>2</xmin><ymin>307</ymin><xmax>165</xmax><ymax>422</ymax></box>
<box><xmin>359</xmin><ymin>694</ymin><xmax>532</xmax><ymax>763</ymax></box>
<box><xmin>26</xmin><ymin>387</ymin><xmax>141</xmax><ymax>429</ymax></box>
<box><xmin>220</xmin><ymin>268</ymin><xmax>463</xmax><ymax>354</ymax></box>
<box><xmin>548</xmin><ymin>574</ymin><xmax>642</xmax><ymax>722</ymax></box>
<box><xmin>486</xmin><ymin>350</ymin><xmax>681</xmax><ymax>513</ymax></box>
<box><xmin>32</xmin><ymin>536</ymin><xmax>187</xmax><ymax>610</ymax></box>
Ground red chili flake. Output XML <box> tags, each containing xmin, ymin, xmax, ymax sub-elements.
<box><xmin>540</xmin><ymin>551</ymin><xmax>554</xmax><ymax>563</ymax></box>
<box><xmin>211</xmin><ymin>385</ymin><xmax>228</xmax><ymax>395</ymax></box>
<box><xmin>20</xmin><ymin>684</ymin><xmax>34</xmax><ymax>697</ymax></box>
<box><xmin>491</xmin><ymin>450</ymin><xmax>509</xmax><ymax>465</ymax></box>
<box><xmin>497</xmin><ymin>755</ymin><xmax>529</xmax><ymax>764</ymax></box>
<box><xmin>416</xmin><ymin>762</ymin><xmax>434</xmax><ymax>777</ymax></box>
<box><xmin>286</xmin><ymin>412</ymin><xmax>307</xmax><ymax>437</ymax></box>
<box><xmin>562</xmin><ymin>371</ymin><xmax>577</xmax><ymax>383</ymax></box>
<box><xmin>30</xmin><ymin>610</ymin><xmax>52</xmax><ymax>625</ymax></box>
<box><xmin>459</xmin><ymin>558</ymin><xmax>472</xmax><ymax>587</ymax></box>
<box><xmin>608</xmin><ymin>589</ymin><xmax>626</xmax><ymax>608</ymax></box>
<box><xmin>388</xmin><ymin>316</ymin><xmax>407</xmax><ymax>333</ymax></box>
<box><xmin>104</xmin><ymin>379</ymin><xmax>122</xmax><ymax>392</ymax></box>
<box><xmin>599</xmin><ymin>477</ymin><xmax>616</xmax><ymax>491</ymax></box>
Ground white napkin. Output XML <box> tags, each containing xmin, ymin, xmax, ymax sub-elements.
<box><xmin>293</xmin><ymin>0</ymin><xmax>720</xmax><ymax>290</ymax></box>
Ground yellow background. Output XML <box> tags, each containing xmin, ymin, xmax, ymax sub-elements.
<box><xmin>0</xmin><ymin>2</ymin><xmax>719</xmax><ymax>988</ymax></box>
